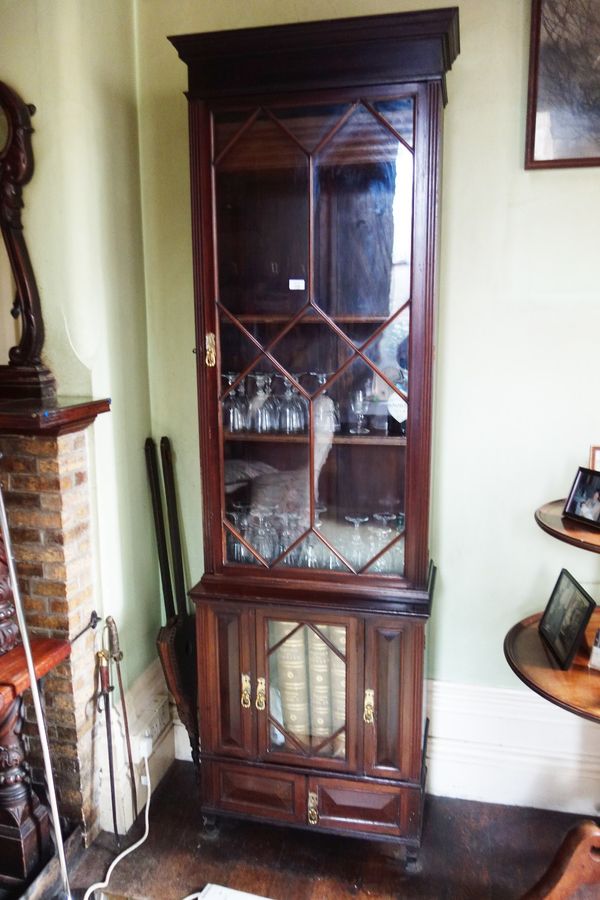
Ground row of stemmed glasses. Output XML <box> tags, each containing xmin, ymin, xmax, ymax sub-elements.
<box><xmin>224</xmin><ymin>372</ymin><xmax>391</xmax><ymax>437</ymax></box>
<box><xmin>227</xmin><ymin>502</ymin><xmax>405</xmax><ymax>573</ymax></box>
<box><xmin>223</xmin><ymin>371</ymin><xmax>350</xmax><ymax>435</ymax></box>
<box><xmin>227</xmin><ymin>503</ymin><xmax>341</xmax><ymax>568</ymax></box>
<box><xmin>227</xmin><ymin>503</ymin><xmax>306</xmax><ymax>565</ymax></box>
<box><xmin>222</xmin><ymin>372</ymin><xmax>309</xmax><ymax>434</ymax></box>
<box><xmin>343</xmin><ymin>511</ymin><xmax>405</xmax><ymax>571</ymax></box>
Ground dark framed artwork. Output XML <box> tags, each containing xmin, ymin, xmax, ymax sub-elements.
<box><xmin>563</xmin><ymin>466</ymin><xmax>600</xmax><ymax>530</ymax></box>
<box><xmin>525</xmin><ymin>0</ymin><xmax>600</xmax><ymax>168</ymax></box>
<box><xmin>539</xmin><ymin>568</ymin><xmax>595</xmax><ymax>669</ymax></box>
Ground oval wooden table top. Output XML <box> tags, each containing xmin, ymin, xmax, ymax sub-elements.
<box><xmin>535</xmin><ymin>500</ymin><xmax>600</xmax><ymax>554</ymax></box>
<box><xmin>504</xmin><ymin>609</ymin><xmax>600</xmax><ymax>724</ymax></box>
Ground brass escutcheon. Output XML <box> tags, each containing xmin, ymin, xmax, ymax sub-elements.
<box><xmin>205</xmin><ymin>332</ymin><xmax>216</xmax><ymax>367</ymax></box>
<box><xmin>255</xmin><ymin>676</ymin><xmax>266</xmax><ymax>711</ymax></box>
<box><xmin>240</xmin><ymin>673</ymin><xmax>251</xmax><ymax>709</ymax></box>
<box><xmin>363</xmin><ymin>688</ymin><xmax>375</xmax><ymax>725</ymax></box>
<box><xmin>307</xmin><ymin>791</ymin><xmax>318</xmax><ymax>825</ymax></box>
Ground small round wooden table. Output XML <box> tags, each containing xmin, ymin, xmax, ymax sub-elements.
<box><xmin>505</xmin><ymin>597</ymin><xmax>600</xmax><ymax>896</ymax></box>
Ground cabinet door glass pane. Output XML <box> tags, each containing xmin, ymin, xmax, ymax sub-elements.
<box><xmin>215</xmin><ymin>111</ymin><xmax>309</xmax><ymax>317</ymax></box>
<box><xmin>214</xmin><ymin>96</ymin><xmax>414</xmax><ymax>578</ymax></box>
<box><xmin>315</xmin><ymin>103</ymin><xmax>413</xmax><ymax>322</ymax></box>
<box><xmin>267</xmin><ymin>621</ymin><xmax>347</xmax><ymax>759</ymax></box>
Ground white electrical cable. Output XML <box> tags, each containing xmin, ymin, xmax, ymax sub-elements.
<box><xmin>83</xmin><ymin>753</ymin><xmax>152</xmax><ymax>900</ymax></box>
<box><xmin>0</xmin><ymin>479</ymin><xmax>72</xmax><ymax>900</ymax></box>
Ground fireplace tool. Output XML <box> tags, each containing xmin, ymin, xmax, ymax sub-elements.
<box><xmin>97</xmin><ymin>647</ymin><xmax>120</xmax><ymax>848</ymax></box>
<box><xmin>0</xmin><ymin>476</ymin><xmax>72</xmax><ymax>899</ymax></box>
<box><xmin>146</xmin><ymin>436</ymin><xmax>198</xmax><ymax>762</ymax></box>
<box><xmin>106</xmin><ymin>614</ymin><xmax>138</xmax><ymax>820</ymax></box>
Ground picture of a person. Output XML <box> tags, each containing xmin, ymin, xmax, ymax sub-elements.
<box><xmin>579</xmin><ymin>489</ymin><xmax>600</xmax><ymax>522</ymax></box>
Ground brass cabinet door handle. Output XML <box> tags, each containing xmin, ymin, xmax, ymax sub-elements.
<box><xmin>363</xmin><ymin>688</ymin><xmax>375</xmax><ymax>725</ymax></box>
<box><xmin>240</xmin><ymin>673</ymin><xmax>251</xmax><ymax>709</ymax></box>
<box><xmin>307</xmin><ymin>790</ymin><xmax>319</xmax><ymax>825</ymax></box>
<box><xmin>205</xmin><ymin>332</ymin><xmax>216</xmax><ymax>367</ymax></box>
<box><xmin>255</xmin><ymin>676</ymin><xmax>266</xmax><ymax>711</ymax></box>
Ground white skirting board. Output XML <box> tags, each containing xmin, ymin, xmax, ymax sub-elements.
<box><xmin>425</xmin><ymin>679</ymin><xmax>600</xmax><ymax>815</ymax></box>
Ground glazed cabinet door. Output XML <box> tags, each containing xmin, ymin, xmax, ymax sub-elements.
<box><xmin>254</xmin><ymin>610</ymin><xmax>360</xmax><ymax>772</ymax></box>
<box><xmin>363</xmin><ymin>616</ymin><xmax>425</xmax><ymax>782</ymax></box>
<box><xmin>197</xmin><ymin>602</ymin><xmax>255</xmax><ymax>759</ymax></box>
<box><xmin>206</xmin><ymin>89</ymin><xmax>430</xmax><ymax>584</ymax></box>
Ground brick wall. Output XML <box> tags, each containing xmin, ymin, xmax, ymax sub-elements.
<box><xmin>0</xmin><ymin>429</ymin><xmax>100</xmax><ymax>839</ymax></box>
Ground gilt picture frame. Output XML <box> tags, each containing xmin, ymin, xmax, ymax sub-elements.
<box><xmin>525</xmin><ymin>0</ymin><xmax>600</xmax><ymax>168</ymax></box>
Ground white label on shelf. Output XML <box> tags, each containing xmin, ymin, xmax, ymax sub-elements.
<box><xmin>388</xmin><ymin>393</ymin><xmax>408</xmax><ymax>423</ymax></box>
<box><xmin>288</xmin><ymin>278</ymin><xmax>305</xmax><ymax>290</ymax></box>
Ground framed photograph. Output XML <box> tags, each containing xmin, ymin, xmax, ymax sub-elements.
<box><xmin>589</xmin><ymin>445</ymin><xmax>600</xmax><ymax>472</ymax></box>
<box><xmin>525</xmin><ymin>0</ymin><xmax>600</xmax><ymax>168</ymax></box>
<box><xmin>563</xmin><ymin>467</ymin><xmax>600</xmax><ymax>530</ymax></box>
<box><xmin>539</xmin><ymin>568</ymin><xmax>595</xmax><ymax>669</ymax></box>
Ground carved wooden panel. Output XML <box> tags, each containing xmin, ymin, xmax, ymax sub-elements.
<box><xmin>308</xmin><ymin>775</ymin><xmax>421</xmax><ymax>839</ymax></box>
<box><xmin>205</xmin><ymin>760</ymin><xmax>305</xmax><ymax>823</ymax></box>
<box><xmin>363</xmin><ymin>616</ymin><xmax>424</xmax><ymax>781</ymax></box>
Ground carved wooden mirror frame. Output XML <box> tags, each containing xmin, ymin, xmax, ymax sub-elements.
<box><xmin>0</xmin><ymin>80</ymin><xmax>55</xmax><ymax>400</ymax></box>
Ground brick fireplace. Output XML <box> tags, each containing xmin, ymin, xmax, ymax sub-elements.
<box><xmin>0</xmin><ymin>398</ymin><xmax>109</xmax><ymax>844</ymax></box>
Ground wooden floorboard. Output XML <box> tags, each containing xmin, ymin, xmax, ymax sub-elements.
<box><xmin>66</xmin><ymin>761</ymin><xmax>597</xmax><ymax>899</ymax></box>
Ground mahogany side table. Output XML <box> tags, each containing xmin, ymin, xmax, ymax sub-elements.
<box><xmin>505</xmin><ymin>603</ymin><xmax>600</xmax><ymax>897</ymax></box>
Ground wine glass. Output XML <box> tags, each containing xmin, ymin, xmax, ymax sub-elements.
<box><xmin>222</xmin><ymin>373</ymin><xmax>246</xmax><ymax>433</ymax></box>
<box><xmin>349</xmin><ymin>388</ymin><xmax>370</xmax><ymax>435</ymax></box>
<box><xmin>313</xmin><ymin>373</ymin><xmax>341</xmax><ymax>433</ymax></box>
<box><xmin>367</xmin><ymin>525</ymin><xmax>388</xmax><ymax>573</ymax></box>
<box><xmin>278</xmin><ymin>378</ymin><xmax>304</xmax><ymax>434</ymax></box>
<box><xmin>344</xmin><ymin>514</ymin><xmax>369</xmax><ymax>568</ymax></box>
<box><xmin>248</xmin><ymin>374</ymin><xmax>276</xmax><ymax>433</ymax></box>
<box><xmin>264</xmin><ymin>375</ymin><xmax>279</xmax><ymax>430</ymax></box>
<box><xmin>230</xmin><ymin>502</ymin><xmax>253</xmax><ymax>563</ymax></box>
<box><xmin>293</xmin><ymin>374</ymin><xmax>309</xmax><ymax>431</ymax></box>
<box><xmin>247</xmin><ymin>507</ymin><xmax>277</xmax><ymax>563</ymax></box>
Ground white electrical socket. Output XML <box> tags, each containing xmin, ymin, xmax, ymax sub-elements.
<box><xmin>133</xmin><ymin>733</ymin><xmax>153</xmax><ymax>764</ymax></box>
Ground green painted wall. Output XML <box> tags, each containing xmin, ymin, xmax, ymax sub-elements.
<box><xmin>0</xmin><ymin>0</ymin><xmax>159</xmax><ymax>686</ymax></box>
<box><xmin>1</xmin><ymin>0</ymin><xmax>599</xmax><ymax>692</ymax></box>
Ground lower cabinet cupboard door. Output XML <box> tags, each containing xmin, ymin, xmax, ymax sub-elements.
<box><xmin>307</xmin><ymin>776</ymin><xmax>421</xmax><ymax>839</ymax></box>
<box><xmin>204</xmin><ymin>761</ymin><xmax>306</xmax><ymax>824</ymax></box>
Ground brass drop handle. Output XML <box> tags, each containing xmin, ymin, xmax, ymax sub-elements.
<box><xmin>205</xmin><ymin>332</ymin><xmax>216</xmax><ymax>367</ymax></box>
<box><xmin>240</xmin><ymin>673</ymin><xmax>251</xmax><ymax>709</ymax></box>
<box><xmin>363</xmin><ymin>688</ymin><xmax>375</xmax><ymax>725</ymax></box>
<box><xmin>307</xmin><ymin>791</ymin><xmax>319</xmax><ymax>825</ymax></box>
<box><xmin>255</xmin><ymin>676</ymin><xmax>266</xmax><ymax>711</ymax></box>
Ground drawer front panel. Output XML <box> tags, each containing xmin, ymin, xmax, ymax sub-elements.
<box><xmin>206</xmin><ymin>761</ymin><xmax>305</xmax><ymax>824</ymax></box>
<box><xmin>309</xmin><ymin>775</ymin><xmax>421</xmax><ymax>839</ymax></box>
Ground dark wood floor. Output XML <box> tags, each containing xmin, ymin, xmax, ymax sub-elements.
<box><xmin>68</xmin><ymin>761</ymin><xmax>596</xmax><ymax>899</ymax></box>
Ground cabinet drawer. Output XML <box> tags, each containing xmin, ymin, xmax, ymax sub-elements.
<box><xmin>204</xmin><ymin>761</ymin><xmax>305</xmax><ymax>824</ymax></box>
<box><xmin>308</xmin><ymin>775</ymin><xmax>421</xmax><ymax>839</ymax></box>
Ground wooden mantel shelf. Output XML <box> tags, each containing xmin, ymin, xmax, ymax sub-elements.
<box><xmin>0</xmin><ymin>637</ymin><xmax>71</xmax><ymax>711</ymax></box>
<box><xmin>0</xmin><ymin>396</ymin><xmax>110</xmax><ymax>436</ymax></box>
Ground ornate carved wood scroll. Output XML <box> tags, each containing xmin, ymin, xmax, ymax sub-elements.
<box><xmin>0</xmin><ymin>81</ymin><xmax>55</xmax><ymax>400</ymax></box>
<box><xmin>0</xmin><ymin>529</ymin><xmax>20</xmax><ymax>657</ymax></box>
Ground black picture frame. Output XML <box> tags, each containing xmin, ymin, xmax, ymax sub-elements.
<box><xmin>525</xmin><ymin>0</ymin><xmax>600</xmax><ymax>169</ymax></box>
<box><xmin>563</xmin><ymin>467</ymin><xmax>600</xmax><ymax>531</ymax></box>
<box><xmin>539</xmin><ymin>568</ymin><xmax>595</xmax><ymax>669</ymax></box>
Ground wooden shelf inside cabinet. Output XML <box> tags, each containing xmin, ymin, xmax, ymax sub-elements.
<box><xmin>232</xmin><ymin>315</ymin><xmax>394</xmax><ymax>325</ymax></box>
<box><xmin>535</xmin><ymin>500</ymin><xmax>600</xmax><ymax>554</ymax></box>
<box><xmin>224</xmin><ymin>432</ymin><xmax>407</xmax><ymax>447</ymax></box>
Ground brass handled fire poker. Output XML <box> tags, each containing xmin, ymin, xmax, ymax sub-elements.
<box><xmin>97</xmin><ymin>648</ymin><xmax>120</xmax><ymax>847</ymax></box>
<box><xmin>106</xmin><ymin>616</ymin><xmax>138</xmax><ymax>821</ymax></box>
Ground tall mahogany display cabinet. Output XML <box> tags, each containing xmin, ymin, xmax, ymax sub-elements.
<box><xmin>170</xmin><ymin>8</ymin><xmax>459</xmax><ymax>858</ymax></box>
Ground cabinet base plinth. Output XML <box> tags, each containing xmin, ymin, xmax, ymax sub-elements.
<box><xmin>199</xmin><ymin>758</ymin><xmax>424</xmax><ymax>848</ymax></box>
